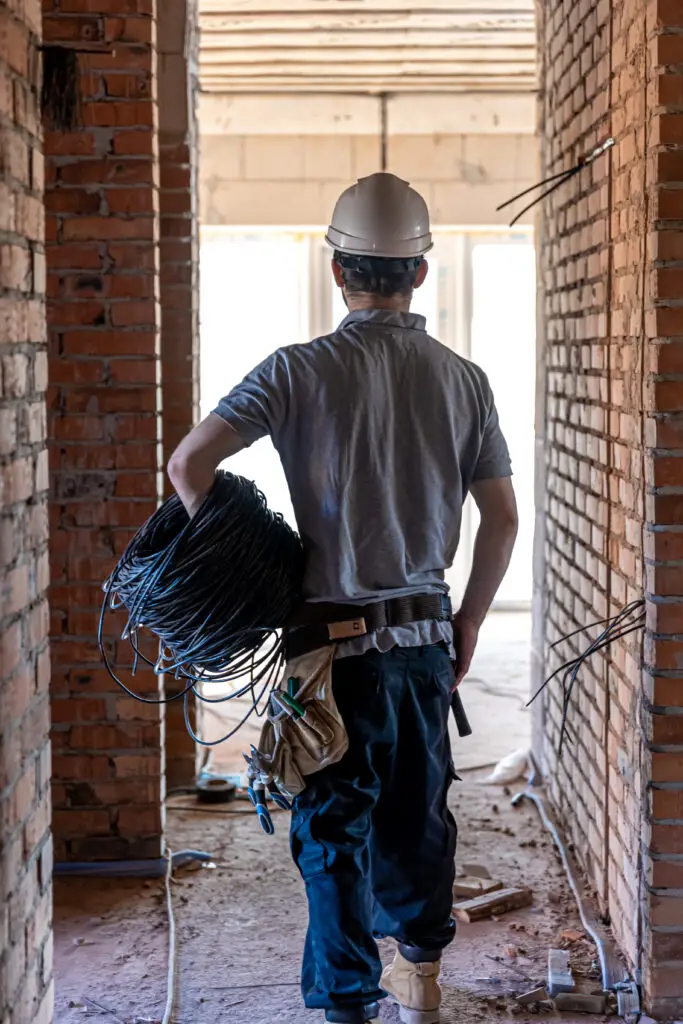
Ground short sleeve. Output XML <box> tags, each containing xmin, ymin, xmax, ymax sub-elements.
<box><xmin>212</xmin><ymin>351</ymin><xmax>289</xmax><ymax>447</ymax></box>
<box><xmin>472</xmin><ymin>388</ymin><xmax>513</xmax><ymax>482</ymax></box>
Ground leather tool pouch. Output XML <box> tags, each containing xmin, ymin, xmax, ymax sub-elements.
<box><xmin>244</xmin><ymin>645</ymin><xmax>349</xmax><ymax>802</ymax></box>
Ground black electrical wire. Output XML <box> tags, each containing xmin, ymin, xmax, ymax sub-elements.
<box><xmin>528</xmin><ymin>599</ymin><xmax>645</xmax><ymax>754</ymax></box>
<box><xmin>497</xmin><ymin>137</ymin><xmax>615</xmax><ymax>227</ymax></box>
<box><xmin>98</xmin><ymin>471</ymin><xmax>305</xmax><ymax>745</ymax></box>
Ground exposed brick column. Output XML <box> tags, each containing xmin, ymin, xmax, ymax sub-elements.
<box><xmin>537</xmin><ymin>0</ymin><xmax>683</xmax><ymax>1013</ymax></box>
<box><xmin>642</xmin><ymin>3</ymin><xmax>683</xmax><ymax>1015</ymax></box>
<box><xmin>158</xmin><ymin>0</ymin><xmax>201</xmax><ymax>788</ymax></box>
<box><xmin>0</xmin><ymin>0</ymin><xmax>53</xmax><ymax>1019</ymax></box>
<box><xmin>536</xmin><ymin>0</ymin><xmax>636</xmax><ymax>925</ymax></box>
<box><xmin>43</xmin><ymin>3</ymin><xmax>165</xmax><ymax>861</ymax></box>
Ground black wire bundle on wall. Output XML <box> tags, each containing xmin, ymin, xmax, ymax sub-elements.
<box><xmin>529</xmin><ymin>599</ymin><xmax>645</xmax><ymax>754</ymax></box>
<box><xmin>98</xmin><ymin>471</ymin><xmax>305</xmax><ymax>744</ymax></box>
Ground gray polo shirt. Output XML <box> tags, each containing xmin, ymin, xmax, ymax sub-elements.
<box><xmin>213</xmin><ymin>308</ymin><xmax>512</xmax><ymax>655</ymax></box>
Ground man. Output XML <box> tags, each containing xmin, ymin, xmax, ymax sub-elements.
<box><xmin>168</xmin><ymin>172</ymin><xmax>518</xmax><ymax>1024</ymax></box>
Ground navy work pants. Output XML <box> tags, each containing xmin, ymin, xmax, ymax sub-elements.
<box><xmin>290</xmin><ymin>643</ymin><xmax>458</xmax><ymax>1022</ymax></box>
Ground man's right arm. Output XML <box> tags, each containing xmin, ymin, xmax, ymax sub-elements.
<box><xmin>452</xmin><ymin>476</ymin><xmax>518</xmax><ymax>686</ymax></box>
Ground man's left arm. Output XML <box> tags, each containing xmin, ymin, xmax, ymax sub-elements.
<box><xmin>168</xmin><ymin>350</ymin><xmax>288</xmax><ymax>516</ymax></box>
<box><xmin>168</xmin><ymin>414</ymin><xmax>246</xmax><ymax>516</ymax></box>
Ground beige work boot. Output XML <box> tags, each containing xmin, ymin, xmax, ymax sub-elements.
<box><xmin>381</xmin><ymin>951</ymin><xmax>441</xmax><ymax>1024</ymax></box>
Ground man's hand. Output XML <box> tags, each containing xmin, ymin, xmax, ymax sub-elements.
<box><xmin>452</xmin><ymin>611</ymin><xmax>480</xmax><ymax>688</ymax></box>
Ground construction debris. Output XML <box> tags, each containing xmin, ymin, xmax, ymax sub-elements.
<box><xmin>547</xmin><ymin>949</ymin><xmax>575</xmax><ymax>997</ymax></box>
<box><xmin>461</xmin><ymin>862</ymin><xmax>493</xmax><ymax>879</ymax></box>
<box><xmin>559</xmin><ymin>927</ymin><xmax>585</xmax><ymax>943</ymax></box>
<box><xmin>516</xmin><ymin>986</ymin><xmax>550</xmax><ymax>1006</ymax></box>
<box><xmin>554</xmin><ymin>991</ymin><xmax>607</xmax><ymax>1014</ymax></box>
<box><xmin>453</xmin><ymin>875</ymin><xmax>504</xmax><ymax>899</ymax></box>
<box><xmin>482</xmin><ymin>748</ymin><xmax>529</xmax><ymax>785</ymax></box>
<box><xmin>453</xmin><ymin>886</ymin><xmax>533</xmax><ymax>923</ymax></box>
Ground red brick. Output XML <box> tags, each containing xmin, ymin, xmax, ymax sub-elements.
<box><xmin>656</xmin><ymin>0</ymin><xmax>683</xmax><ymax>29</ymax></box>
<box><xmin>657</xmin><ymin>74</ymin><xmax>683</xmax><ymax>107</ymax></box>
<box><xmin>105</xmin><ymin>187</ymin><xmax>155</xmax><ymax>215</ymax></box>
<box><xmin>112</xmin><ymin>129</ymin><xmax>155</xmax><ymax>156</ymax></box>
<box><xmin>42</xmin><ymin>14</ymin><xmax>104</xmax><ymax>44</ymax></box>
<box><xmin>650</xmin><ymin>714</ymin><xmax>683</xmax><ymax>745</ymax></box>
<box><xmin>108</xmin><ymin>242</ymin><xmax>156</xmax><ymax>270</ymax></box>
<box><xmin>651</xmin><ymin>789</ymin><xmax>683</xmax><ymax>820</ymax></box>
<box><xmin>110</xmin><ymin>299</ymin><xmax>157</xmax><ymax>327</ymax></box>
<box><xmin>102</xmin><ymin>72</ymin><xmax>151</xmax><ymax>99</ymax></box>
<box><xmin>51</xmin><ymin>809</ymin><xmax>111</xmax><ymax>838</ymax></box>
<box><xmin>655</xmin><ymin>188</ymin><xmax>683</xmax><ymax>220</ymax></box>
<box><xmin>61</xmin><ymin>216</ymin><xmax>155</xmax><ymax>242</ymax></box>
<box><xmin>43</xmin><ymin>131</ymin><xmax>96</xmax><ymax>157</ymax></box>
<box><xmin>43</xmin><ymin>190</ymin><xmax>101</xmax><ymax>216</ymax></box>
<box><xmin>60</xmin><ymin>329</ymin><xmax>156</xmax><ymax>356</ymax></box>
<box><xmin>104</xmin><ymin>16</ymin><xmax>154</xmax><ymax>44</ymax></box>
<box><xmin>58</xmin><ymin>158</ymin><xmax>156</xmax><ymax>187</ymax></box>
<box><xmin>83</xmin><ymin>100</ymin><xmax>155</xmax><ymax>129</ymax></box>
<box><xmin>43</xmin><ymin>0</ymin><xmax>167</xmax><ymax>877</ymax></box>
<box><xmin>655</xmin><ymin>269</ymin><xmax>683</xmax><ymax>301</ymax></box>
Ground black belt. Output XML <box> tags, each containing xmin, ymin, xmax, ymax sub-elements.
<box><xmin>284</xmin><ymin>593</ymin><xmax>452</xmax><ymax>660</ymax></box>
<box><xmin>283</xmin><ymin>593</ymin><xmax>473</xmax><ymax>739</ymax></box>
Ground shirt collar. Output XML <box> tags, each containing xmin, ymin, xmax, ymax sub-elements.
<box><xmin>338</xmin><ymin>308</ymin><xmax>427</xmax><ymax>333</ymax></box>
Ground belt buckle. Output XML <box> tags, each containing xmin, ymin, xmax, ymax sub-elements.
<box><xmin>327</xmin><ymin>618</ymin><xmax>367</xmax><ymax>641</ymax></box>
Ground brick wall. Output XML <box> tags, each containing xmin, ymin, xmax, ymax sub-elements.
<box><xmin>158</xmin><ymin>0</ymin><xmax>201</xmax><ymax>788</ymax></box>
<box><xmin>0</xmin><ymin>0</ymin><xmax>53</xmax><ymax>1020</ymax></box>
<box><xmin>201</xmin><ymin>131</ymin><xmax>538</xmax><ymax>227</ymax></box>
<box><xmin>536</xmin><ymin>0</ymin><xmax>683</xmax><ymax>1013</ymax></box>
<box><xmin>642</xmin><ymin>3</ymin><xmax>683</xmax><ymax>1014</ymax></box>
<box><xmin>43</xmin><ymin>2</ymin><xmax>165</xmax><ymax>862</ymax></box>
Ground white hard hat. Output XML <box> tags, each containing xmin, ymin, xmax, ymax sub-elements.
<box><xmin>325</xmin><ymin>172</ymin><xmax>433</xmax><ymax>259</ymax></box>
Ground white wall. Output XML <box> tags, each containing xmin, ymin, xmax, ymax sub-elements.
<box><xmin>199</xmin><ymin>92</ymin><xmax>538</xmax><ymax>227</ymax></box>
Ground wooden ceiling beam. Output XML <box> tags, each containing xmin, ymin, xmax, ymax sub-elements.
<box><xmin>199</xmin><ymin>28</ymin><xmax>536</xmax><ymax>48</ymax></box>
<box><xmin>199</xmin><ymin>80</ymin><xmax>535</xmax><ymax>93</ymax></box>
<box><xmin>199</xmin><ymin>0</ymin><xmax>534</xmax><ymax>13</ymax></box>
<box><xmin>200</xmin><ymin>12</ymin><xmax>534</xmax><ymax>32</ymax></box>
<box><xmin>198</xmin><ymin>60</ymin><xmax>536</xmax><ymax>75</ymax></box>
<box><xmin>199</xmin><ymin>47</ymin><xmax>535</xmax><ymax>65</ymax></box>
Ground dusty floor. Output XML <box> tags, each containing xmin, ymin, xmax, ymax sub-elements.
<box><xmin>54</xmin><ymin>768</ymin><xmax>617</xmax><ymax>1024</ymax></box>
<box><xmin>202</xmin><ymin>611</ymin><xmax>533</xmax><ymax>778</ymax></box>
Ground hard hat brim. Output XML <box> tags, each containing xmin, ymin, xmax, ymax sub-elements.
<box><xmin>325</xmin><ymin>226</ymin><xmax>433</xmax><ymax>259</ymax></box>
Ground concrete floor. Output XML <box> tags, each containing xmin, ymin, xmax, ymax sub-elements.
<box><xmin>53</xmin><ymin>772</ymin><xmax>615</xmax><ymax>1024</ymax></box>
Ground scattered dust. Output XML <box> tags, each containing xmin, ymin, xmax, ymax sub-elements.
<box><xmin>54</xmin><ymin>770</ymin><xmax>614</xmax><ymax>1023</ymax></box>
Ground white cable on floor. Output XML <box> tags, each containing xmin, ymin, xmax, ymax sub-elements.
<box><xmin>161</xmin><ymin>849</ymin><xmax>178</xmax><ymax>1024</ymax></box>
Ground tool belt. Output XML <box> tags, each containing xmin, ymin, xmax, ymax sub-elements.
<box><xmin>244</xmin><ymin>645</ymin><xmax>347</xmax><ymax>832</ymax></box>
<box><xmin>284</xmin><ymin>592</ymin><xmax>452</xmax><ymax>660</ymax></box>
<box><xmin>244</xmin><ymin>592</ymin><xmax>471</xmax><ymax>834</ymax></box>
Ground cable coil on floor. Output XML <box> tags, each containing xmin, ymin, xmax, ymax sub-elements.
<box><xmin>98</xmin><ymin>471</ymin><xmax>305</xmax><ymax>744</ymax></box>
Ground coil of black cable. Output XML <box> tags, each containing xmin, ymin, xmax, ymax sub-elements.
<box><xmin>98</xmin><ymin>470</ymin><xmax>305</xmax><ymax>743</ymax></box>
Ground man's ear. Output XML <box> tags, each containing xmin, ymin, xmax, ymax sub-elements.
<box><xmin>331</xmin><ymin>258</ymin><xmax>345</xmax><ymax>288</ymax></box>
<box><xmin>414</xmin><ymin>259</ymin><xmax>429</xmax><ymax>290</ymax></box>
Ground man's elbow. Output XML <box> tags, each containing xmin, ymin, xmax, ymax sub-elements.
<box><xmin>499</xmin><ymin>495</ymin><xmax>519</xmax><ymax>533</ymax></box>
<box><xmin>481</xmin><ymin>501</ymin><xmax>519</xmax><ymax>540</ymax></box>
<box><xmin>167</xmin><ymin>448</ymin><xmax>190</xmax><ymax>489</ymax></box>
<box><xmin>167</xmin><ymin>447</ymin><xmax>209</xmax><ymax>495</ymax></box>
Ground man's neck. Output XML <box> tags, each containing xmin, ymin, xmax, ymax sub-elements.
<box><xmin>345</xmin><ymin>293</ymin><xmax>412</xmax><ymax>314</ymax></box>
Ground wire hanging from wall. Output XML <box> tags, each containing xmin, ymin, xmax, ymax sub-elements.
<box><xmin>98</xmin><ymin>471</ymin><xmax>305</xmax><ymax>746</ymax></box>
<box><xmin>528</xmin><ymin>598</ymin><xmax>645</xmax><ymax>754</ymax></box>
<box><xmin>497</xmin><ymin>137</ymin><xmax>615</xmax><ymax>227</ymax></box>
